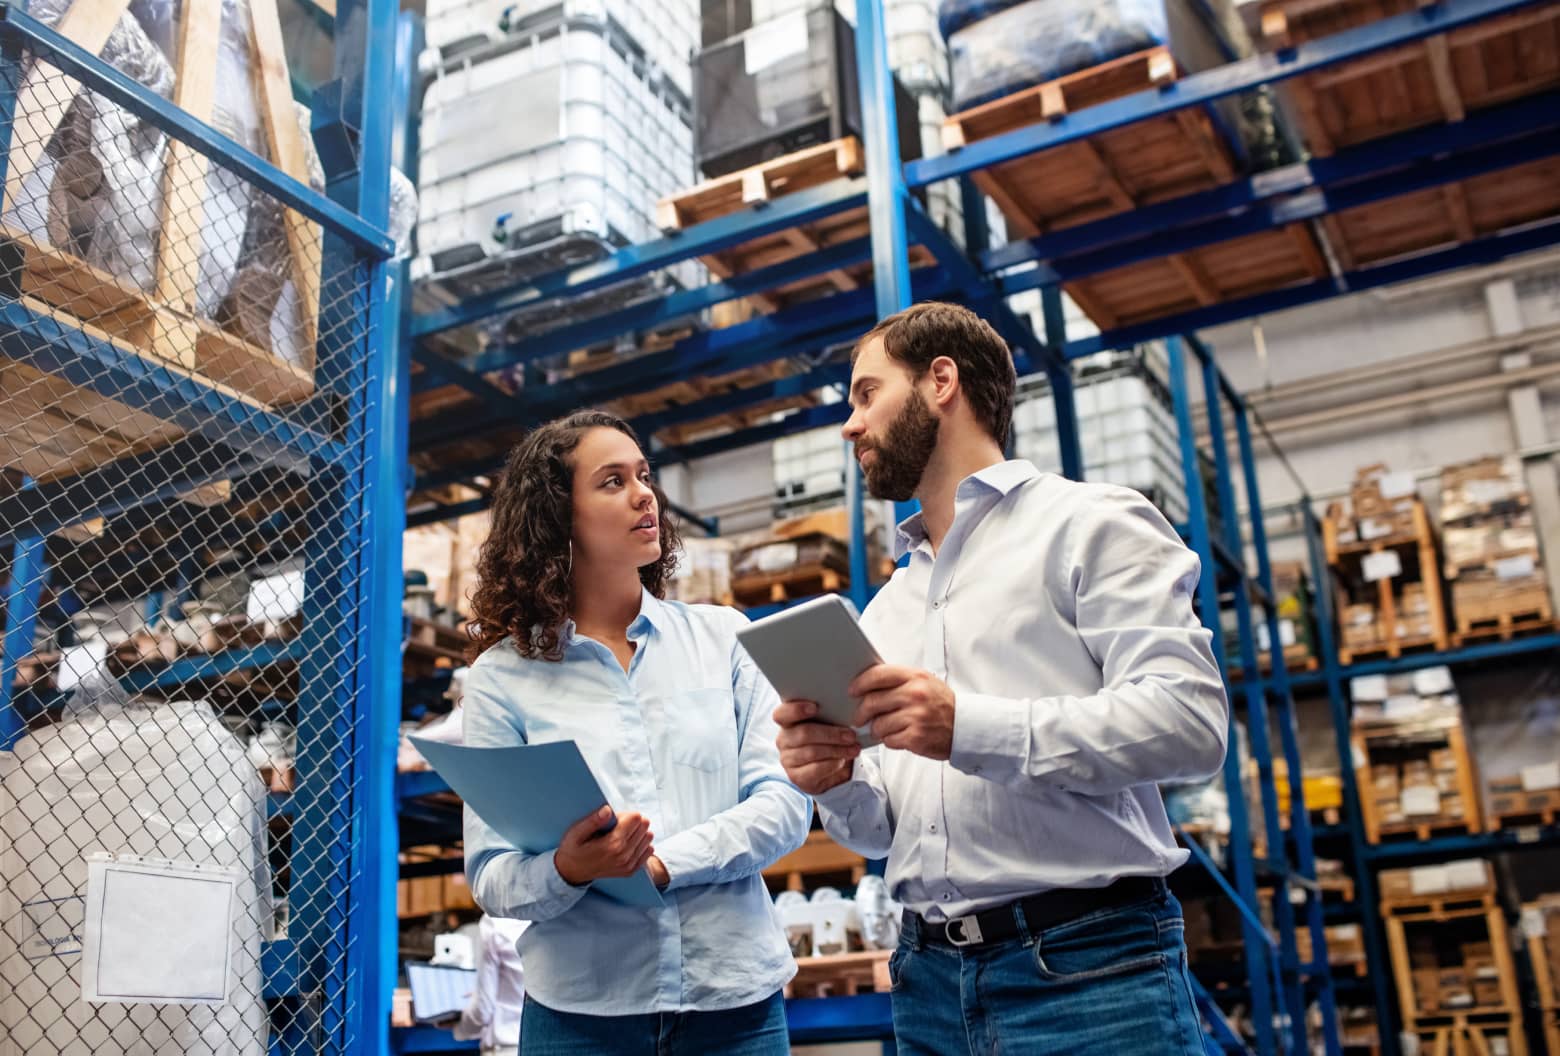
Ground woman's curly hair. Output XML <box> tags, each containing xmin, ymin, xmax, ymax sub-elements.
<box><xmin>467</xmin><ymin>411</ymin><xmax>682</xmax><ymax>663</ymax></box>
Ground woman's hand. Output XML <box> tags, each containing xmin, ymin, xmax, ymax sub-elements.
<box><xmin>554</xmin><ymin>806</ymin><xmax>655</xmax><ymax>887</ymax></box>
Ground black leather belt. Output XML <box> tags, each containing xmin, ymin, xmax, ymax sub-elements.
<box><xmin>903</xmin><ymin>876</ymin><xmax>1165</xmax><ymax>949</ymax></box>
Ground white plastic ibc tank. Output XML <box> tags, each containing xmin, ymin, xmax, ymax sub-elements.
<box><xmin>1</xmin><ymin>685</ymin><xmax>269</xmax><ymax>1056</ymax></box>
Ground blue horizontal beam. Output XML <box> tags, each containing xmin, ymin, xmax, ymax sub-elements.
<box><xmin>464</xmin><ymin>236</ymin><xmax>880</xmax><ymax>376</ymax></box>
<box><xmin>1288</xmin><ymin>632</ymin><xmax>1560</xmax><ymax>689</ymax></box>
<box><xmin>411</xmin><ymin>346</ymin><xmax>517</xmax><ymax>412</ymax></box>
<box><xmin>1003</xmin><ymin>123</ymin><xmax>1560</xmax><ymax>295</ymax></box>
<box><xmin>391</xmin><ymin>1026</ymin><xmax>480</xmax><ymax>1054</ymax></box>
<box><xmin>0</xmin><ymin>9</ymin><xmax>391</xmax><ymax>257</ymax></box>
<box><xmin>906</xmin><ymin>0</ymin><xmax>1543</xmax><ymax>188</ymax></box>
<box><xmin>411</xmin><ymin>179</ymin><xmax>870</xmax><ymax>337</ymax></box>
<box><xmin>0</xmin><ymin>299</ymin><xmax>349</xmax><ymax>466</ymax></box>
<box><xmin>1364</xmin><ymin>824</ymin><xmax>1560</xmax><ymax>861</ymax></box>
<box><xmin>982</xmin><ymin>90</ymin><xmax>1560</xmax><ymax>277</ymax></box>
<box><xmin>630</xmin><ymin>363</ymin><xmax>853</xmax><ymax>438</ymax></box>
<box><xmin>0</xmin><ymin>438</ymin><xmax>259</xmax><ymax>547</ymax></box>
<box><xmin>659</xmin><ymin>402</ymin><xmax>853</xmax><ymax>465</ymax></box>
<box><xmin>118</xmin><ymin>640</ymin><xmax>304</xmax><ymax>693</ymax></box>
<box><xmin>396</xmin><ymin>769</ymin><xmax>452</xmax><ymax>804</ymax></box>
<box><xmin>1063</xmin><ymin>217</ymin><xmax>1560</xmax><ymax>357</ymax></box>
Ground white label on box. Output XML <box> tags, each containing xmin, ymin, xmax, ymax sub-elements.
<box><xmin>58</xmin><ymin>640</ymin><xmax>109</xmax><ymax>691</ymax></box>
<box><xmin>1494</xmin><ymin>554</ymin><xmax>1536</xmax><ymax>580</ymax></box>
<box><xmin>1279</xmin><ymin>619</ymin><xmax>1296</xmax><ymax>648</ymax></box>
<box><xmin>1401</xmin><ymin>786</ymin><xmax>1441</xmax><ymax>816</ymax></box>
<box><xmin>1379</xmin><ymin>471</ymin><xmax>1417</xmax><ymax>499</ymax></box>
<box><xmin>1411</xmin><ymin>667</ymin><xmax>1454</xmax><ymax>696</ymax></box>
<box><xmin>247</xmin><ymin>570</ymin><xmax>305</xmax><ymax>623</ymax></box>
<box><xmin>1520</xmin><ymin>761</ymin><xmax>1560</xmax><ymax>791</ymax></box>
<box><xmin>1359</xmin><ymin>518</ymin><xmax>1393</xmax><ymax>541</ymax></box>
<box><xmin>1362</xmin><ymin>550</ymin><xmax>1403</xmax><ymax>582</ymax></box>
<box><xmin>744</xmin><ymin>13</ymin><xmax>809</xmax><ymax>74</ymax></box>
<box><xmin>1384</xmin><ymin>695</ymin><xmax>1426</xmax><ymax>719</ymax></box>
<box><xmin>1351</xmin><ymin>675</ymin><xmax>1390</xmax><ymax>702</ymax></box>
<box><xmin>1445</xmin><ymin>860</ymin><xmax>1487</xmax><ymax>891</ymax></box>
<box><xmin>1409</xmin><ymin>866</ymin><xmax>1450</xmax><ymax>895</ymax></box>
<box><xmin>1333</xmin><ymin>924</ymin><xmax>1361</xmax><ymax>942</ymax></box>
<box><xmin>1521</xmin><ymin>906</ymin><xmax>1547</xmax><ymax>939</ymax></box>
<box><xmin>1351</xmin><ymin>743</ymin><xmax>1368</xmax><ymax>770</ymax></box>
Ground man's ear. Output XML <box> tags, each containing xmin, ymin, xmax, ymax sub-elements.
<box><xmin>928</xmin><ymin>356</ymin><xmax>960</xmax><ymax>409</ymax></box>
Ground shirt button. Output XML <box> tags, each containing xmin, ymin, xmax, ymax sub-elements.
<box><xmin>931</xmin><ymin>600</ymin><xmax>942</xmax><ymax>610</ymax></box>
<box><xmin>941</xmin><ymin>893</ymin><xmax>951</xmax><ymax>902</ymax></box>
<box><xmin>929</xmin><ymin>823</ymin><xmax>937</xmax><ymax>833</ymax></box>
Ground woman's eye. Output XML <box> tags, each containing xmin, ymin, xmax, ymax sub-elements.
<box><xmin>639</xmin><ymin>471</ymin><xmax>652</xmax><ymax>484</ymax></box>
<box><xmin>603</xmin><ymin>475</ymin><xmax>621</xmax><ymax>487</ymax></box>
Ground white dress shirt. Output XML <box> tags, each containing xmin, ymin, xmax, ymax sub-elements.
<box><xmin>462</xmin><ymin>591</ymin><xmax>809</xmax><ymax>1015</ymax></box>
<box><xmin>453</xmin><ymin>915</ymin><xmax>529</xmax><ymax>1051</ymax></box>
<box><xmin>816</xmin><ymin>460</ymin><xmax>1229</xmax><ymax>922</ymax></box>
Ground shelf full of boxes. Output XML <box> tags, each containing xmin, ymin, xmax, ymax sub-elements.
<box><xmin>0</xmin><ymin>0</ymin><xmax>404</xmax><ymax>1048</ymax></box>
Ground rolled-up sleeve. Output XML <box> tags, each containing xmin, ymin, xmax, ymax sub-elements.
<box><xmin>462</xmin><ymin>658</ymin><xmax>590</xmax><ymax>922</ymax></box>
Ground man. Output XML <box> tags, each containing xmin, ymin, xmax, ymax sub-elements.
<box><xmin>451</xmin><ymin>914</ymin><xmax>528</xmax><ymax>1055</ymax></box>
<box><xmin>774</xmin><ymin>302</ymin><xmax>1229</xmax><ymax>1055</ymax></box>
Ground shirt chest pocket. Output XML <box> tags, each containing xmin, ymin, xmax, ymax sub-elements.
<box><xmin>660</xmin><ymin>687</ymin><xmax>740</xmax><ymax>826</ymax></box>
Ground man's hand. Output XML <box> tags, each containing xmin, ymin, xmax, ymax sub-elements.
<box><xmin>554</xmin><ymin>806</ymin><xmax>654</xmax><ymax>887</ymax></box>
<box><xmin>774</xmin><ymin>699</ymin><xmax>861</xmax><ymax>795</ymax></box>
<box><xmin>647</xmin><ymin>855</ymin><xmax>670</xmax><ymax>890</ymax></box>
<box><xmin>849</xmin><ymin>664</ymin><xmax>956</xmax><ymax>761</ymax></box>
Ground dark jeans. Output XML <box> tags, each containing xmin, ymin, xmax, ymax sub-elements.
<box><xmin>889</xmin><ymin>886</ymin><xmax>1207</xmax><ymax>1055</ymax></box>
<box><xmin>519</xmin><ymin>992</ymin><xmax>788</xmax><ymax>1056</ymax></box>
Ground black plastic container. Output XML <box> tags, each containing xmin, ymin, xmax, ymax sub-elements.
<box><xmin>694</xmin><ymin>4</ymin><xmax>922</xmax><ymax>179</ymax></box>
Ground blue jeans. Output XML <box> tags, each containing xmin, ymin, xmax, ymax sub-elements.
<box><xmin>519</xmin><ymin>992</ymin><xmax>788</xmax><ymax>1056</ymax></box>
<box><xmin>888</xmin><ymin>885</ymin><xmax>1206</xmax><ymax>1056</ymax></box>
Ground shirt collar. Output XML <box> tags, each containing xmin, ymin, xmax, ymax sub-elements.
<box><xmin>557</xmin><ymin>587</ymin><xmax>664</xmax><ymax>648</ymax></box>
<box><xmin>891</xmin><ymin>460</ymin><xmax>1042</xmax><ymax>559</ymax></box>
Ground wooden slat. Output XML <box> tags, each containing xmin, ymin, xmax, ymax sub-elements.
<box><xmin>151</xmin><ymin>0</ymin><xmax>221</xmax><ymax>371</ymax></box>
<box><xmin>249</xmin><ymin>0</ymin><xmax>321</xmax><ymax>371</ymax></box>
<box><xmin>1</xmin><ymin>0</ymin><xmax>136</xmax><ymax>213</ymax></box>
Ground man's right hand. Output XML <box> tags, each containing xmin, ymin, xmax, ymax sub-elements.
<box><xmin>774</xmin><ymin>699</ymin><xmax>861</xmax><ymax>795</ymax></box>
<box><xmin>554</xmin><ymin>806</ymin><xmax>654</xmax><ymax>887</ymax></box>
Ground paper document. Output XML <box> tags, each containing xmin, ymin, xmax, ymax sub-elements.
<box><xmin>409</xmin><ymin>738</ymin><xmax>663</xmax><ymax>908</ymax></box>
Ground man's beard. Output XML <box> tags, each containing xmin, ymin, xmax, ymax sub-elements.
<box><xmin>856</xmin><ymin>389</ymin><xmax>940</xmax><ymax>502</ymax></box>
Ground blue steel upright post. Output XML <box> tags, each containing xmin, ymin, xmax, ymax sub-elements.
<box><xmin>1166</xmin><ymin>336</ymin><xmax>1278</xmax><ymax>1056</ymax></box>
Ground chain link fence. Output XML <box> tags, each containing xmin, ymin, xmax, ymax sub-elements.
<box><xmin>1</xmin><ymin>5</ymin><xmax>387</xmax><ymax>1053</ymax></box>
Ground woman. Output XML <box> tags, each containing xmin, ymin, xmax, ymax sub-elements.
<box><xmin>462</xmin><ymin>410</ymin><xmax>811</xmax><ymax>1056</ymax></box>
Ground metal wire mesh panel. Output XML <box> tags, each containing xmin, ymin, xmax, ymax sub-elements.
<box><xmin>1</xmin><ymin>9</ymin><xmax>382</xmax><ymax>1054</ymax></box>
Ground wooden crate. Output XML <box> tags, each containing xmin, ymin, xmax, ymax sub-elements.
<box><xmin>1353</xmin><ymin>718</ymin><xmax>1482</xmax><ymax>844</ymax></box>
<box><xmin>1256</xmin><ymin>0</ymin><xmax>1560</xmax><ymax>156</ymax></box>
<box><xmin>1382</xmin><ymin>883</ymin><xmax>1523</xmax><ymax>1041</ymax></box>
<box><xmin>1325</xmin><ymin>498</ymin><xmax>1451</xmax><ymax>662</ymax></box>
<box><xmin>1451</xmin><ymin>582</ymin><xmax>1556</xmax><ymax>646</ymax></box>
<box><xmin>655</xmin><ymin>137</ymin><xmax>935</xmax><ymax>313</ymax></box>
<box><xmin>763</xmin><ymin>830</ymin><xmax>867</xmax><ymax>894</ymax></box>
<box><xmin>0</xmin><ymin>0</ymin><xmax>322</xmax><ymax>483</ymax></box>
<box><xmin>941</xmin><ymin>45</ymin><xmax>1329</xmax><ymax>330</ymax></box>
<box><xmin>785</xmin><ymin>950</ymin><xmax>892</xmax><ymax>999</ymax></box>
<box><xmin>1405</xmin><ymin>1012</ymin><xmax>1529</xmax><ymax>1056</ymax></box>
<box><xmin>1321</xmin><ymin>155</ymin><xmax>1560</xmax><ymax>274</ymax></box>
<box><xmin>1488</xmin><ymin>787</ymin><xmax>1560</xmax><ymax>830</ymax></box>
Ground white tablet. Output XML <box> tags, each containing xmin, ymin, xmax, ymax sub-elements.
<box><xmin>736</xmin><ymin>593</ymin><xmax>884</xmax><ymax>746</ymax></box>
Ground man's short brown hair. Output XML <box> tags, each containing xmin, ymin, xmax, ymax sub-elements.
<box><xmin>852</xmin><ymin>301</ymin><xmax>1017</xmax><ymax>445</ymax></box>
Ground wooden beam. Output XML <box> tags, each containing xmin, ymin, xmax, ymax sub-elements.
<box><xmin>1288</xmin><ymin>223</ymin><xmax>1329</xmax><ymax>280</ymax></box>
<box><xmin>781</xmin><ymin>228</ymin><xmax>857</xmax><ymax>293</ymax></box>
<box><xmin>1442</xmin><ymin>184</ymin><xmax>1476</xmax><ymax>243</ymax></box>
<box><xmin>1168</xmin><ymin>253</ymin><xmax>1220</xmax><ymax>307</ymax></box>
<box><xmin>249</xmin><ymin>0</ymin><xmax>321</xmax><ymax>372</ymax></box>
<box><xmin>1061</xmin><ymin>280</ymin><xmax>1118</xmax><ymax>330</ymax></box>
<box><xmin>1172</xmin><ymin>109</ymin><xmax>1237</xmax><ymax>182</ymax></box>
<box><xmin>972</xmin><ymin>170</ymin><xmax>1041</xmax><ymax>240</ymax></box>
<box><xmin>1424</xmin><ymin>34</ymin><xmax>1467</xmax><ymax>123</ymax></box>
<box><xmin>151</xmin><ymin>0</ymin><xmax>221</xmax><ymax>371</ymax></box>
<box><xmin>1</xmin><ymin>0</ymin><xmax>136</xmax><ymax>214</ymax></box>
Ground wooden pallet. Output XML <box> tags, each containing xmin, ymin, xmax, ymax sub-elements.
<box><xmin>1490</xmin><ymin>803</ymin><xmax>1560</xmax><ymax>831</ymax></box>
<box><xmin>1354</xmin><ymin>720</ymin><xmax>1483</xmax><ymax>845</ymax></box>
<box><xmin>1383</xmin><ymin>891</ymin><xmax>1499</xmax><ymax>921</ymax></box>
<box><xmin>732</xmin><ymin>563</ymin><xmax>848</xmax><ymax>608</ymax></box>
<box><xmin>1404</xmin><ymin>1012</ymin><xmax>1529</xmax><ymax>1056</ymax></box>
<box><xmin>941</xmin><ymin>45</ymin><xmax>1329</xmax><ymax>330</ymax></box>
<box><xmin>404</xmin><ymin>616</ymin><xmax>468</xmax><ymax>672</ymax></box>
<box><xmin>786</xmin><ymin>950</ymin><xmax>892</xmax><ymax>999</ymax></box>
<box><xmin>1321</xmin><ymin>156</ymin><xmax>1560</xmax><ymax>272</ymax></box>
<box><xmin>1376</xmin><ymin>816</ymin><xmax>1482</xmax><ymax>843</ymax></box>
<box><xmin>0</xmin><ymin>0</ymin><xmax>321</xmax><ymax>483</ymax></box>
<box><xmin>655</xmin><ymin>137</ymin><xmax>934</xmax><ymax>313</ymax></box>
<box><xmin>1257</xmin><ymin>0</ymin><xmax>1560</xmax><ymax>156</ymax></box>
<box><xmin>763</xmin><ymin>830</ymin><xmax>867</xmax><ymax>894</ymax></box>
<box><xmin>1339</xmin><ymin>634</ymin><xmax>1445</xmax><ymax>664</ymax></box>
<box><xmin>1452</xmin><ymin>602</ymin><xmax>1556</xmax><ymax>646</ymax></box>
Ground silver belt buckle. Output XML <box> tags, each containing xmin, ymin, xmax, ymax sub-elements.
<box><xmin>944</xmin><ymin>914</ymin><xmax>983</xmax><ymax>947</ymax></box>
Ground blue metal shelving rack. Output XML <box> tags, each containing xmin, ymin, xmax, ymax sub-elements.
<box><xmin>392</xmin><ymin>0</ymin><xmax>1560</xmax><ymax>1052</ymax></box>
<box><xmin>0</xmin><ymin>0</ymin><xmax>401</xmax><ymax>1048</ymax></box>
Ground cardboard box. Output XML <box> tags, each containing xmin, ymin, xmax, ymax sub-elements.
<box><xmin>1472</xmin><ymin>979</ymin><xmax>1503</xmax><ymax>1008</ymax></box>
<box><xmin>1372</xmin><ymin>765</ymin><xmax>1401</xmax><ymax>796</ymax></box>
<box><xmin>1413</xmin><ymin>968</ymin><xmax>1441</xmax><ymax>1011</ymax></box>
<box><xmin>1430</xmin><ymin>748</ymin><xmax>1458</xmax><ymax>772</ymax></box>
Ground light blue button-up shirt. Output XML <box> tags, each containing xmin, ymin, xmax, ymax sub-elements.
<box><xmin>462</xmin><ymin>591</ymin><xmax>810</xmax><ymax>1016</ymax></box>
<box><xmin>816</xmin><ymin>460</ymin><xmax>1229</xmax><ymax>922</ymax></box>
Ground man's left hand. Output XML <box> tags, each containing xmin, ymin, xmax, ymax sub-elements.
<box><xmin>849</xmin><ymin>665</ymin><xmax>956</xmax><ymax>761</ymax></box>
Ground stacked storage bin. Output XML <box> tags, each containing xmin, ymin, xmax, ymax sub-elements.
<box><xmin>413</xmin><ymin>0</ymin><xmax>702</xmax><ymax>349</ymax></box>
<box><xmin>1011</xmin><ymin>347</ymin><xmax>1193</xmax><ymax>526</ymax></box>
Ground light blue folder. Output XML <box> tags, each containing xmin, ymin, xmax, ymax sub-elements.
<box><xmin>409</xmin><ymin>737</ymin><xmax>664</xmax><ymax>908</ymax></box>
